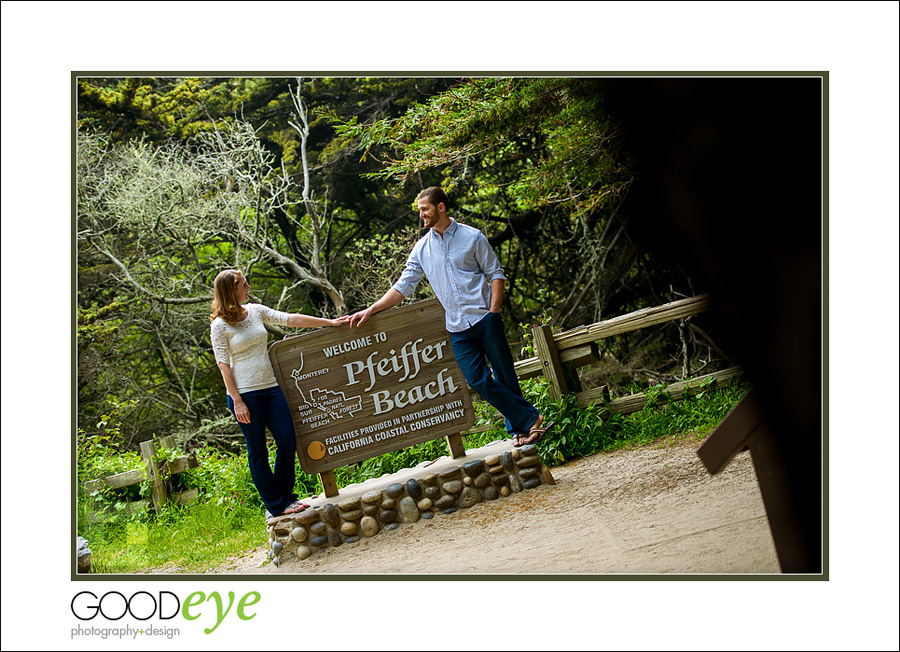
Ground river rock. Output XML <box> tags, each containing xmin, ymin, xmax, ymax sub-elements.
<box><xmin>491</xmin><ymin>473</ymin><xmax>510</xmax><ymax>486</ymax></box>
<box><xmin>77</xmin><ymin>537</ymin><xmax>91</xmax><ymax>573</ymax></box>
<box><xmin>424</xmin><ymin>485</ymin><xmax>441</xmax><ymax>499</ymax></box>
<box><xmin>501</xmin><ymin>451</ymin><xmax>515</xmax><ymax>472</ymax></box>
<box><xmin>421</xmin><ymin>511</ymin><xmax>434</xmax><ymax>520</ymax></box>
<box><xmin>399</xmin><ymin>496</ymin><xmax>420</xmax><ymax>523</ymax></box>
<box><xmin>360</xmin><ymin>516</ymin><xmax>379</xmax><ymax>537</ymax></box>
<box><xmin>321</xmin><ymin>504</ymin><xmax>342</xmax><ymax>527</ymax></box>
<box><xmin>462</xmin><ymin>460</ymin><xmax>485</xmax><ymax>477</ymax></box>
<box><xmin>500</xmin><ymin>485</ymin><xmax>511</xmax><ymax>497</ymax></box>
<box><xmin>489</xmin><ymin>465</ymin><xmax>505</xmax><ymax>475</ymax></box>
<box><xmin>519</xmin><ymin>444</ymin><xmax>537</xmax><ymax>457</ymax></box>
<box><xmin>438</xmin><ymin>467</ymin><xmax>461</xmax><ymax>482</ymax></box>
<box><xmin>509</xmin><ymin>474</ymin><xmax>524</xmax><ymax>493</ymax></box>
<box><xmin>484</xmin><ymin>485</ymin><xmax>499</xmax><ymax>501</ymax></box>
<box><xmin>342</xmin><ymin>509</ymin><xmax>364</xmax><ymax>521</ymax></box>
<box><xmin>405</xmin><ymin>479</ymin><xmax>423</xmax><ymax>501</ymax></box>
<box><xmin>540</xmin><ymin>465</ymin><xmax>555</xmax><ymax>485</ymax></box>
<box><xmin>291</xmin><ymin>527</ymin><xmax>308</xmax><ymax>543</ymax></box>
<box><xmin>338</xmin><ymin>496</ymin><xmax>361</xmax><ymax>511</ymax></box>
<box><xmin>517</xmin><ymin>455</ymin><xmax>541</xmax><ymax>468</ymax></box>
<box><xmin>385</xmin><ymin>482</ymin><xmax>405</xmax><ymax>499</ymax></box>
<box><xmin>519</xmin><ymin>466</ymin><xmax>539</xmax><ymax>478</ymax></box>
<box><xmin>459</xmin><ymin>486</ymin><xmax>484</xmax><ymax>508</ymax></box>
<box><xmin>463</xmin><ymin>476</ymin><xmax>473</xmax><ymax>486</ymax></box>
<box><xmin>295</xmin><ymin>510</ymin><xmax>320</xmax><ymax>526</ymax></box>
<box><xmin>384</xmin><ymin>523</ymin><xmax>400</xmax><ymax>531</ymax></box>
<box><xmin>361</xmin><ymin>490</ymin><xmax>383</xmax><ymax>504</ymax></box>
<box><xmin>345</xmin><ymin>536</ymin><xmax>360</xmax><ymax>544</ymax></box>
<box><xmin>296</xmin><ymin>546</ymin><xmax>312</xmax><ymax>560</ymax></box>
<box><xmin>523</xmin><ymin>477</ymin><xmax>542</xmax><ymax>490</ymax></box>
<box><xmin>310</xmin><ymin>521</ymin><xmax>327</xmax><ymax>535</ymax></box>
<box><xmin>327</xmin><ymin>529</ymin><xmax>343</xmax><ymax>547</ymax></box>
<box><xmin>435</xmin><ymin>494</ymin><xmax>457</xmax><ymax>508</ymax></box>
<box><xmin>271</xmin><ymin>541</ymin><xmax>283</xmax><ymax>555</ymax></box>
<box><xmin>363</xmin><ymin>504</ymin><xmax>379</xmax><ymax>516</ymax></box>
<box><xmin>310</xmin><ymin>535</ymin><xmax>328</xmax><ymax>548</ymax></box>
<box><xmin>340</xmin><ymin>522</ymin><xmax>358</xmax><ymax>536</ymax></box>
<box><xmin>442</xmin><ymin>507</ymin><xmax>458</xmax><ymax>515</ymax></box>
<box><xmin>417</xmin><ymin>497</ymin><xmax>433</xmax><ymax>511</ymax></box>
<box><xmin>378</xmin><ymin>509</ymin><xmax>398</xmax><ymax>524</ymax></box>
<box><xmin>381</xmin><ymin>497</ymin><xmax>396</xmax><ymax>510</ymax></box>
<box><xmin>474</xmin><ymin>472</ymin><xmax>492</xmax><ymax>488</ymax></box>
<box><xmin>485</xmin><ymin>454</ymin><xmax>500</xmax><ymax>466</ymax></box>
<box><xmin>442</xmin><ymin>480</ymin><xmax>463</xmax><ymax>494</ymax></box>
<box><xmin>421</xmin><ymin>473</ymin><xmax>438</xmax><ymax>486</ymax></box>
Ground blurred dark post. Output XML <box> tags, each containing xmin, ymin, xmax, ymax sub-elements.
<box><xmin>602</xmin><ymin>77</ymin><xmax>824</xmax><ymax>573</ymax></box>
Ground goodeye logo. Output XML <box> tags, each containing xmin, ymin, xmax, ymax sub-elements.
<box><xmin>70</xmin><ymin>589</ymin><xmax>261</xmax><ymax>638</ymax></box>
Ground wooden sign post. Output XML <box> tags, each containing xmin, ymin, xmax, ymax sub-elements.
<box><xmin>269</xmin><ymin>299</ymin><xmax>475</xmax><ymax>497</ymax></box>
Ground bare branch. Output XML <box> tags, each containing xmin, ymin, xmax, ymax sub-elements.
<box><xmin>91</xmin><ymin>240</ymin><xmax>211</xmax><ymax>305</ymax></box>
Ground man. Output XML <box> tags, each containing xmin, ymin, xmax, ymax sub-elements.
<box><xmin>349</xmin><ymin>187</ymin><xmax>555</xmax><ymax>446</ymax></box>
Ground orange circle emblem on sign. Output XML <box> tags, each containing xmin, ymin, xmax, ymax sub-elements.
<box><xmin>307</xmin><ymin>441</ymin><xmax>326</xmax><ymax>460</ymax></box>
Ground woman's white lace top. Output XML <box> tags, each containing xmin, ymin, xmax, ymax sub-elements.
<box><xmin>211</xmin><ymin>303</ymin><xmax>290</xmax><ymax>393</ymax></box>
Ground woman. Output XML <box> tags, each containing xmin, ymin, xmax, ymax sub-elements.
<box><xmin>210</xmin><ymin>269</ymin><xmax>349</xmax><ymax>518</ymax></box>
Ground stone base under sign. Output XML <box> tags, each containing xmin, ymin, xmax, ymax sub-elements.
<box><xmin>265</xmin><ymin>440</ymin><xmax>554</xmax><ymax>565</ymax></box>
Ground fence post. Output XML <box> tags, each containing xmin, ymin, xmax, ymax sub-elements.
<box><xmin>532</xmin><ymin>324</ymin><xmax>569</xmax><ymax>400</ymax></box>
<box><xmin>139</xmin><ymin>439</ymin><xmax>167</xmax><ymax>512</ymax></box>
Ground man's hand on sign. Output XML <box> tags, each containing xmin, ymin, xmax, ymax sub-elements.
<box><xmin>348</xmin><ymin>308</ymin><xmax>373</xmax><ymax>328</ymax></box>
<box><xmin>349</xmin><ymin>289</ymin><xmax>405</xmax><ymax>327</ymax></box>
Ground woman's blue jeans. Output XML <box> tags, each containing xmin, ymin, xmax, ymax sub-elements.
<box><xmin>227</xmin><ymin>386</ymin><xmax>298</xmax><ymax>516</ymax></box>
<box><xmin>449</xmin><ymin>312</ymin><xmax>540</xmax><ymax>435</ymax></box>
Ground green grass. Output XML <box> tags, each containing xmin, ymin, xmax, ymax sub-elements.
<box><xmin>79</xmin><ymin>377</ymin><xmax>749</xmax><ymax>574</ymax></box>
<box><xmin>85</xmin><ymin>501</ymin><xmax>269</xmax><ymax>574</ymax></box>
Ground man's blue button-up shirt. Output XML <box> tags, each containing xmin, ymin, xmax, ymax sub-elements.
<box><xmin>392</xmin><ymin>219</ymin><xmax>507</xmax><ymax>332</ymax></box>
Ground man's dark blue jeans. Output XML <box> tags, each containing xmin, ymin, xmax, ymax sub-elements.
<box><xmin>450</xmin><ymin>311</ymin><xmax>540</xmax><ymax>436</ymax></box>
<box><xmin>227</xmin><ymin>385</ymin><xmax>299</xmax><ymax>516</ymax></box>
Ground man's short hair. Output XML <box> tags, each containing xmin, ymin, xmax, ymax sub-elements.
<box><xmin>417</xmin><ymin>187</ymin><xmax>450</xmax><ymax>211</ymax></box>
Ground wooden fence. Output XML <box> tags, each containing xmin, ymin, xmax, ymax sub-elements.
<box><xmin>82</xmin><ymin>435</ymin><xmax>200</xmax><ymax>520</ymax></box>
<box><xmin>464</xmin><ymin>293</ymin><xmax>743</xmax><ymax>432</ymax></box>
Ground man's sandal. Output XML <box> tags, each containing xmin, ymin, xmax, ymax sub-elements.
<box><xmin>512</xmin><ymin>433</ymin><xmax>529</xmax><ymax>448</ymax></box>
<box><xmin>525</xmin><ymin>420</ymin><xmax>557</xmax><ymax>445</ymax></box>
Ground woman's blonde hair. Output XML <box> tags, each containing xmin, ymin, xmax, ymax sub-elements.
<box><xmin>210</xmin><ymin>269</ymin><xmax>246</xmax><ymax>324</ymax></box>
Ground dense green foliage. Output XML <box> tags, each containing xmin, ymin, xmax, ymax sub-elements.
<box><xmin>77</xmin><ymin>75</ymin><xmax>724</xmax><ymax>450</ymax></box>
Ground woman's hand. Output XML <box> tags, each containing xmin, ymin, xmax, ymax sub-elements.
<box><xmin>329</xmin><ymin>315</ymin><xmax>352</xmax><ymax>327</ymax></box>
<box><xmin>233</xmin><ymin>399</ymin><xmax>251</xmax><ymax>424</ymax></box>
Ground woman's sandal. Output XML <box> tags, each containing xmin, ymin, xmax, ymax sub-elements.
<box><xmin>512</xmin><ymin>433</ymin><xmax>529</xmax><ymax>448</ymax></box>
<box><xmin>281</xmin><ymin>500</ymin><xmax>310</xmax><ymax>515</ymax></box>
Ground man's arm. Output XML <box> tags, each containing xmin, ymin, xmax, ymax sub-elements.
<box><xmin>489</xmin><ymin>278</ymin><xmax>504</xmax><ymax>313</ymax></box>
<box><xmin>348</xmin><ymin>288</ymin><xmax>405</xmax><ymax>327</ymax></box>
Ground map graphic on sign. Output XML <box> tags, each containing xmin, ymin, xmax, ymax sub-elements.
<box><xmin>292</xmin><ymin>368</ymin><xmax>362</xmax><ymax>420</ymax></box>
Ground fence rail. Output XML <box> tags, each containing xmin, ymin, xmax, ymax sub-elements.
<box><xmin>82</xmin><ymin>435</ymin><xmax>200</xmax><ymax>519</ymax></box>
<box><xmin>464</xmin><ymin>293</ymin><xmax>741</xmax><ymax>430</ymax></box>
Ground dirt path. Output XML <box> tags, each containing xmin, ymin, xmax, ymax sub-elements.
<box><xmin>201</xmin><ymin>433</ymin><xmax>780</xmax><ymax>576</ymax></box>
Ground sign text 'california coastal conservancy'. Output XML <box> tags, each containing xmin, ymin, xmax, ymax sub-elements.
<box><xmin>269</xmin><ymin>300</ymin><xmax>474</xmax><ymax>474</ymax></box>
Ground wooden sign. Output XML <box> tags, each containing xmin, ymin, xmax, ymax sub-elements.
<box><xmin>269</xmin><ymin>300</ymin><xmax>475</xmax><ymax>475</ymax></box>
